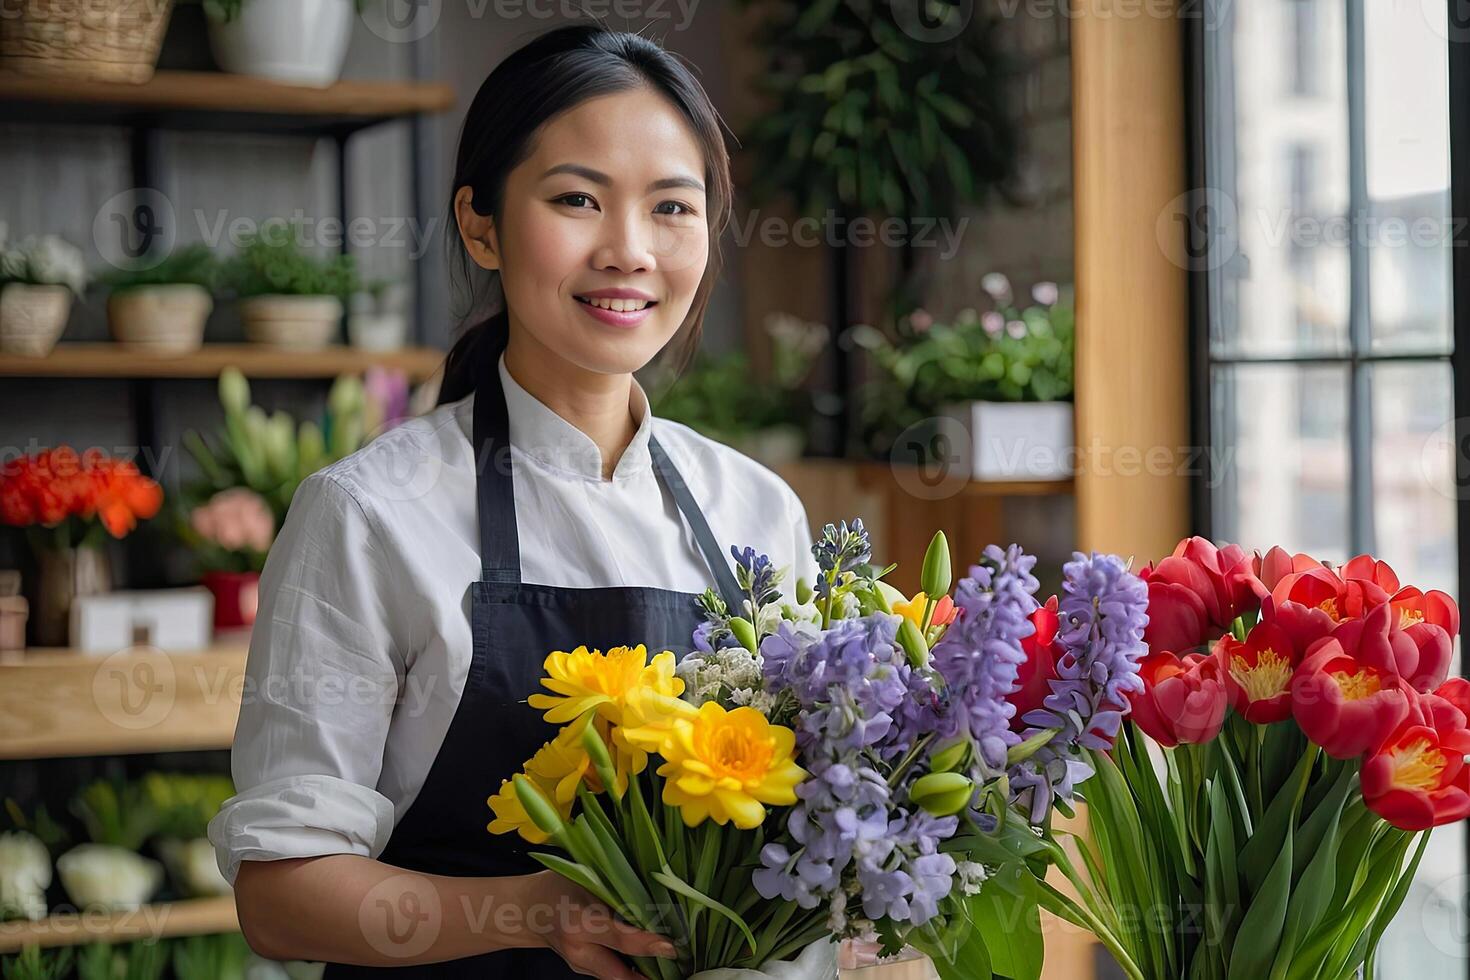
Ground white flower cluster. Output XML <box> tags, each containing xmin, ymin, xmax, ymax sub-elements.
<box><xmin>956</xmin><ymin>860</ymin><xmax>990</xmax><ymax>897</ymax></box>
<box><xmin>676</xmin><ymin>646</ymin><xmax>775</xmax><ymax>714</ymax></box>
<box><xmin>0</xmin><ymin>223</ymin><xmax>89</xmax><ymax>295</ymax></box>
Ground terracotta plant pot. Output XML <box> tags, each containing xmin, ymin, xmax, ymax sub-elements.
<box><xmin>240</xmin><ymin>294</ymin><xmax>342</xmax><ymax>350</ymax></box>
<box><xmin>107</xmin><ymin>284</ymin><xmax>213</xmax><ymax>352</ymax></box>
<box><xmin>0</xmin><ymin>283</ymin><xmax>72</xmax><ymax>357</ymax></box>
<box><xmin>202</xmin><ymin>570</ymin><xmax>260</xmax><ymax>631</ymax></box>
<box><xmin>33</xmin><ymin>544</ymin><xmax>112</xmax><ymax>647</ymax></box>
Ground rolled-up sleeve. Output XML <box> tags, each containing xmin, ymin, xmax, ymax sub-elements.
<box><xmin>209</xmin><ymin>471</ymin><xmax>404</xmax><ymax>885</ymax></box>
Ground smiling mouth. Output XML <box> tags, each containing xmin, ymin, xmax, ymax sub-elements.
<box><xmin>575</xmin><ymin>295</ymin><xmax>657</xmax><ymax>312</ymax></box>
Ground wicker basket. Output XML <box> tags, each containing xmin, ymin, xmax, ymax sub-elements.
<box><xmin>0</xmin><ymin>0</ymin><xmax>174</xmax><ymax>83</ymax></box>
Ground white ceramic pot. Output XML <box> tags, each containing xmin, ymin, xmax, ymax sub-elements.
<box><xmin>107</xmin><ymin>283</ymin><xmax>213</xmax><ymax>352</ymax></box>
<box><xmin>942</xmin><ymin>400</ymin><xmax>1075</xmax><ymax>481</ymax></box>
<box><xmin>688</xmin><ymin>940</ymin><xmax>838</xmax><ymax>980</ymax></box>
<box><xmin>0</xmin><ymin>283</ymin><xmax>71</xmax><ymax>356</ymax></box>
<box><xmin>347</xmin><ymin>311</ymin><xmax>408</xmax><ymax>351</ymax></box>
<box><xmin>206</xmin><ymin>0</ymin><xmax>353</xmax><ymax>86</ymax></box>
<box><xmin>241</xmin><ymin>294</ymin><xmax>342</xmax><ymax>350</ymax></box>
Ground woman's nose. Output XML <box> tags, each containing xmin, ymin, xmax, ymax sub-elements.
<box><xmin>594</xmin><ymin>211</ymin><xmax>658</xmax><ymax>273</ymax></box>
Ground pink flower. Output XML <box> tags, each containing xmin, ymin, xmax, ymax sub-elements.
<box><xmin>190</xmin><ymin>488</ymin><xmax>275</xmax><ymax>554</ymax></box>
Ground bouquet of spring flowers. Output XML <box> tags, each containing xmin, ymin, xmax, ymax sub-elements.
<box><xmin>1053</xmin><ymin>537</ymin><xmax>1464</xmax><ymax>979</ymax></box>
<box><xmin>486</xmin><ymin>510</ymin><xmax>1156</xmax><ymax>979</ymax></box>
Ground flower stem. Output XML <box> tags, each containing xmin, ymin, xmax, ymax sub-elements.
<box><xmin>1037</xmin><ymin>880</ymin><xmax>1146</xmax><ymax>980</ymax></box>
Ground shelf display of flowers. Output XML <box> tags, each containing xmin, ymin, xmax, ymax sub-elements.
<box><xmin>180</xmin><ymin>365</ymin><xmax>408</xmax><ymax>629</ymax></box>
<box><xmin>1048</xmin><ymin>537</ymin><xmax>1465</xmax><ymax>979</ymax></box>
<box><xmin>0</xmin><ymin>446</ymin><xmax>164</xmax><ymax>645</ymax></box>
<box><xmin>488</xmin><ymin>518</ymin><xmax>1149</xmax><ymax>979</ymax></box>
<box><xmin>850</xmin><ymin>275</ymin><xmax>1075</xmax><ymax>480</ymax></box>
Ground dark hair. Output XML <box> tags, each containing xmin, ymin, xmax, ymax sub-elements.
<box><xmin>437</xmin><ymin>24</ymin><xmax>733</xmax><ymax>405</ymax></box>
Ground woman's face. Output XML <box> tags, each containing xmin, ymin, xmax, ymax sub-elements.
<box><xmin>459</xmin><ymin>87</ymin><xmax>711</xmax><ymax>378</ymax></box>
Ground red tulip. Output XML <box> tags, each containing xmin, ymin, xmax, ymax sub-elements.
<box><xmin>1129</xmin><ymin>650</ymin><xmax>1230</xmax><ymax>747</ymax></box>
<box><xmin>1290</xmin><ymin>605</ymin><xmax>1419</xmax><ymax>759</ymax></box>
<box><xmin>1271</xmin><ymin>564</ymin><xmax>1349</xmax><ymax>626</ymax></box>
<box><xmin>1258</xmin><ymin>594</ymin><xmax>1337</xmax><ymax>662</ymax></box>
<box><xmin>1362</xmin><ymin>687</ymin><xmax>1470</xmax><ymax>831</ymax></box>
<box><xmin>1253</xmin><ymin>546</ymin><xmax>1322</xmax><ymax>592</ymax></box>
<box><xmin>1009</xmin><ymin>596</ymin><xmax>1059</xmax><ymax>724</ymax></box>
<box><xmin>1390</xmin><ymin>586</ymin><xmax>1460</xmax><ymax>637</ymax></box>
<box><xmin>1218</xmin><ymin>619</ymin><xmax>1299</xmax><ymax>724</ymax></box>
<box><xmin>1141</xmin><ymin>537</ymin><xmax>1267</xmax><ymax>653</ymax></box>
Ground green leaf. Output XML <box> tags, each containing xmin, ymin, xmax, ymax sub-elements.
<box><xmin>971</xmin><ymin>863</ymin><xmax>1044</xmax><ymax>980</ymax></box>
<box><xmin>1268</xmin><ymin>764</ymin><xmax>1352</xmax><ymax>979</ymax></box>
<box><xmin>1226</xmin><ymin>815</ymin><xmax>1294</xmax><ymax>979</ymax></box>
<box><xmin>530</xmin><ymin>852</ymin><xmax>623</xmax><ymax>912</ymax></box>
<box><xmin>652</xmin><ymin>867</ymin><xmax>758</xmax><ymax>957</ymax></box>
<box><xmin>1239</xmin><ymin>746</ymin><xmax>1317</xmax><ymax>894</ymax></box>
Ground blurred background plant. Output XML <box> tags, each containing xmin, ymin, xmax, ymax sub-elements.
<box><xmin>180</xmin><ymin>366</ymin><xmax>407</xmax><ymax>538</ymax></box>
<box><xmin>650</xmin><ymin>312</ymin><xmax>826</xmax><ymax>461</ymax></box>
<box><xmin>850</xmin><ymin>276</ymin><xmax>1075</xmax><ymax>459</ymax></box>
<box><xmin>95</xmin><ymin>244</ymin><xmax>220</xmax><ymax>293</ymax></box>
<box><xmin>0</xmin><ymin>225</ymin><xmax>87</xmax><ymax>297</ymax></box>
<box><xmin>222</xmin><ymin>228</ymin><xmax>357</xmax><ymax>300</ymax></box>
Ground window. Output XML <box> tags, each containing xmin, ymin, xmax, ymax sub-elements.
<box><xmin>1198</xmin><ymin>0</ymin><xmax>1461</xmax><ymax>973</ymax></box>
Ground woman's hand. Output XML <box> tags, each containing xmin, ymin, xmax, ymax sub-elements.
<box><xmin>519</xmin><ymin>869</ymin><xmax>679</xmax><ymax>980</ymax></box>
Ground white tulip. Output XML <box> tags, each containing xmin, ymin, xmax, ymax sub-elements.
<box><xmin>0</xmin><ymin>831</ymin><xmax>52</xmax><ymax>921</ymax></box>
<box><xmin>56</xmin><ymin>843</ymin><xmax>162</xmax><ymax>911</ymax></box>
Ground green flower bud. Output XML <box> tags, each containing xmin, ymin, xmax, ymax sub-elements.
<box><xmin>897</xmin><ymin>618</ymin><xmax>928</xmax><ymax>668</ymax></box>
<box><xmin>1007</xmin><ymin>728</ymin><xmax>1058</xmax><ymax>766</ymax></box>
<box><xmin>219</xmin><ymin>367</ymin><xmax>250</xmax><ymax>417</ymax></box>
<box><xmin>579</xmin><ymin>719</ymin><xmax>622</xmax><ymax>802</ymax></box>
<box><xmin>873</xmin><ymin>580</ymin><xmax>905</xmax><ymax>614</ymax></box>
<box><xmin>929</xmin><ymin>737</ymin><xmax>971</xmax><ymax>773</ymax></box>
<box><xmin>910</xmin><ymin>771</ymin><xmax>975</xmax><ymax>817</ymax></box>
<box><xmin>513</xmin><ymin>773</ymin><xmax>565</xmax><ymax>839</ymax></box>
<box><xmin>729</xmin><ymin>616</ymin><xmax>758</xmax><ymax>653</ymax></box>
<box><xmin>795</xmin><ymin>577</ymin><xmax>813</xmax><ymax>605</ymax></box>
<box><xmin>920</xmin><ymin>531</ymin><xmax>952</xmax><ymax>601</ymax></box>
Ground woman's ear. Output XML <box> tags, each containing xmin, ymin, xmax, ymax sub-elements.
<box><xmin>454</xmin><ymin>185</ymin><xmax>500</xmax><ymax>272</ymax></box>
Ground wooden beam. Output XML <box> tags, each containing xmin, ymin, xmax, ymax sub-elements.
<box><xmin>1071</xmin><ymin>0</ymin><xmax>1193</xmax><ymax>564</ymax></box>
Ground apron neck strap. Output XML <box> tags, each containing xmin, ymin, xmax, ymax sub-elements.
<box><xmin>472</xmin><ymin>357</ymin><xmax>746</xmax><ymax>611</ymax></box>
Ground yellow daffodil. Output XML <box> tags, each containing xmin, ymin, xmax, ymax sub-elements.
<box><xmin>892</xmin><ymin>591</ymin><xmax>959</xmax><ymax>631</ymax></box>
<box><xmin>641</xmin><ymin>701</ymin><xmax>806</xmax><ymax>829</ymax></box>
<box><xmin>527</xmin><ymin>644</ymin><xmax>684</xmax><ymax>726</ymax></box>
<box><xmin>487</xmin><ymin>721</ymin><xmax>593</xmax><ymax>842</ymax></box>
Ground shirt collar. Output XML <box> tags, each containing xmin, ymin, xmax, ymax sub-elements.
<box><xmin>489</xmin><ymin>351</ymin><xmax>654</xmax><ymax>482</ymax></box>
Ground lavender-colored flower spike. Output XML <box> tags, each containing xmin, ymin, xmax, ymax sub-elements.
<box><xmin>811</xmin><ymin>519</ymin><xmax>872</xmax><ymax>597</ymax></box>
<box><xmin>730</xmin><ymin>544</ymin><xmax>783</xmax><ymax>615</ymax></box>
<box><xmin>928</xmin><ymin>544</ymin><xmax>1041</xmax><ymax>773</ymax></box>
<box><xmin>1011</xmin><ymin>551</ymin><xmax>1149</xmax><ymax>822</ymax></box>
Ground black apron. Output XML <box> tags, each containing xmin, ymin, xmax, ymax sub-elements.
<box><xmin>324</xmin><ymin>353</ymin><xmax>744</xmax><ymax>977</ymax></box>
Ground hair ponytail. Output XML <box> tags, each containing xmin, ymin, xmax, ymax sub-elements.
<box><xmin>436</xmin><ymin>311</ymin><xmax>509</xmax><ymax>407</ymax></box>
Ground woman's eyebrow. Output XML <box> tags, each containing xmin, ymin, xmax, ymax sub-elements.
<box><xmin>540</xmin><ymin>162</ymin><xmax>705</xmax><ymax>194</ymax></box>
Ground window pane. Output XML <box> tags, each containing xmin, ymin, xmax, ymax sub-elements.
<box><xmin>1365</xmin><ymin>0</ymin><xmax>1453</xmax><ymax>354</ymax></box>
<box><xmin>1371</xmin><ymin>362</ymin><xmax>1457</xmax><ymax>595</ymax></box>
<box><xmin>1211</xmin><ymin>363</ymin><xmax>1349</xmax><ymax>562</ymax></box>
<box><xmin>1209</xmin><ymin>0</ymin><xmax>1349</xmax><ymax>357</ymax></box>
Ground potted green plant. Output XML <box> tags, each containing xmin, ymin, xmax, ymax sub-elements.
<box><xmin>224</xmin><ymin>228</ymin><xmax>357</xmax><ymax>350</ymax></box>
<box><xmin>648</xmin><ymin>312</ymin><xmax>825</xmax><ymax>465</ymax></box>
<box><xmin>0</xmin><ymin>225</ymin><xmax>87</xmax><ymax>357</ymax></box>
<box><xmin>56</xmin><ymin>780</ymin><xmax>162</xmax><ymax>912</ymax></box>
<box><xmin>99</xmin><ymin>244</ymin><xmax>218</xmax><ymax>353</ymax></box>
<box><xmin>186</xmin><ymin>0</ymin><xmax>364</xmax><ymax>86</ymax></box>
<box><xmin>852</xmin><ymin>275</ymin><xmax>1075</xmax><ymax>481</ymax></box>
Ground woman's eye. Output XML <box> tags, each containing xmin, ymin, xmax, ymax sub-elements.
<box><xmin>655</xmin><ymin>201</ymin><xmax>697</xmax><ymax>217</ymax></box>
<box><xmin>557</xmin><ymin>193</ymin><xmax>596</xmax><ymax>209</ymax></box>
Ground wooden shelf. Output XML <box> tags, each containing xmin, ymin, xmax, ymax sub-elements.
<box><xmin>0</xmin><ymin>645</ymin><xmax>248</xmax><ymax>760</ymax></box>
<box><xmin>0</xmin><ymin>344</ymin><xmax>445</xmax><ymax>381</ymax></box>
<box><xmin>0</xmin><ymin>70</ymin><xmax>455</xmax><ymax>135</ymax></box>
<box><xmin>0</xmin><ymin>896</ymin><xmax>238</xmax><ymax>953</ymax></box>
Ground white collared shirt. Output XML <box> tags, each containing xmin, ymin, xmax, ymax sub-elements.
<box><xmin>208</xmin><ymin>353</ymin><xmax>818</xmax><ymax>884</ymax></box>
